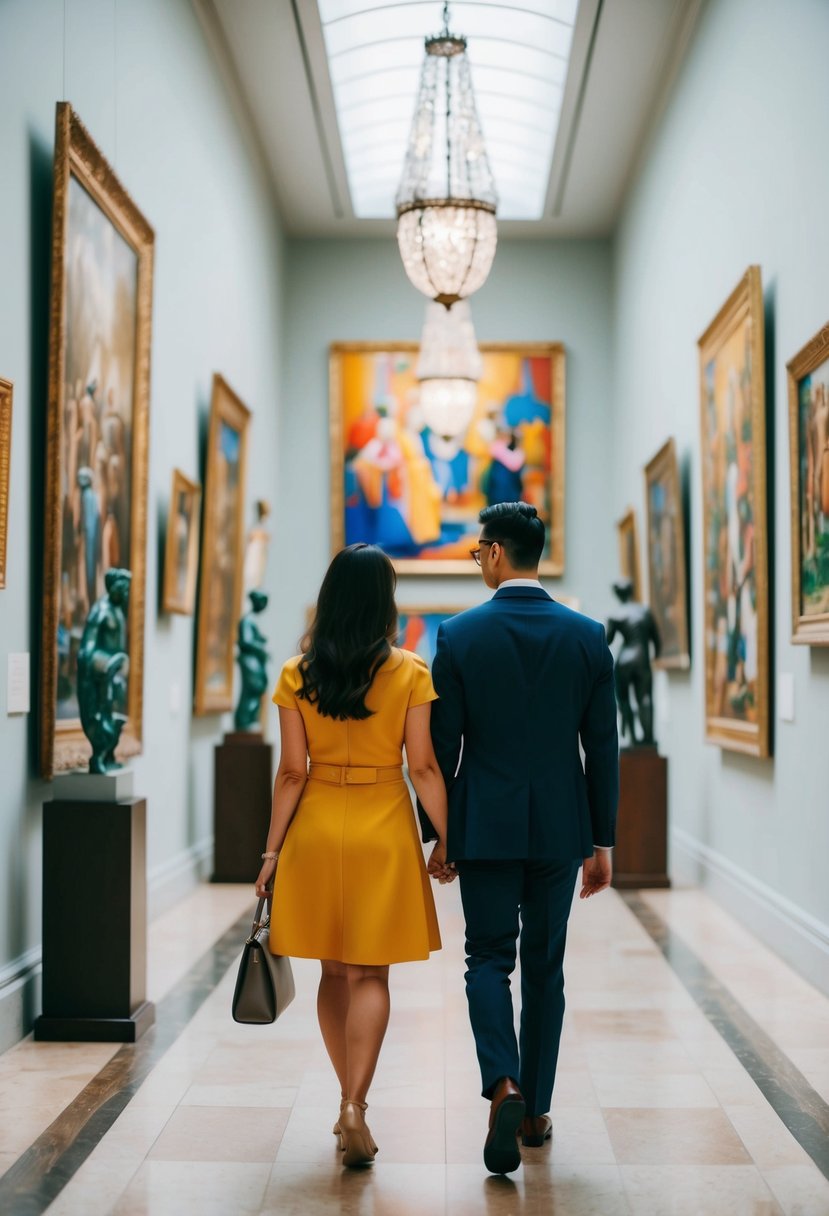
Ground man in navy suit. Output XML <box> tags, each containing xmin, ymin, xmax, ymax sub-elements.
<box><xmin>425</xmin><ymin>502</ymin><xmax>618</xmax><ymax>1175</ymax></box>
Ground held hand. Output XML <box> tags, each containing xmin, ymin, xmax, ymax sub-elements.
<box><xmin>579</xmin><ymin>850</ymin><xmax>612</xmax><ymax>899</ymax></box>
<box><xmin>254</xmin><ymin>857</ymin><xmax>277</xmax><ymax>899</ymax></box>
<box><xmin>427</xmin><ymin>841</ymin><xmax>457</xmax><ymax>884</ymax></box>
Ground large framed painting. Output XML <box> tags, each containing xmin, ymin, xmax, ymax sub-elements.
<box><xmin>0</xmin><ymin>377</ymin><xmax>11</xmax><ymax>590</ymax></box>
<box><xmin>41</xmin><ymin>104</ymin><xmax>154</xmax><ymax>778</ymax></box>
<box><xmin>698</xmin><ymin>266</ymin><xmax>770</xmax><ymax>757</ymax></box>
<box><xmin>330</xmin><ymin>342</ymin><xmax>566</xmax><ymax>575</ymax></box>
<box><xmin>616</xmin><ymin>507</ymin><xmax>641</xmax><ymax>602</ymax></box>
<box><xmin>644</xmin><ymin>439</ymin><xmax>690</xmax><ymax>669</ymax></box>
<box><xmin>163</xmin><ymin>469</ymin><xmax>201</xmax><ymax>616</ymax></box>
<box><xmin>194</xmin><ymin>374</ymin><xmax>250</xmax><ymax>715</ymax></box>
<box><xmin>398</xmin><ymin>606</ymin><xmax>463</xmax><ymax>666</ymax></box>
<box><xmin>787</xmin><ymin>322</ymin><xmax>829</xmax><ymax>646</ymax></box>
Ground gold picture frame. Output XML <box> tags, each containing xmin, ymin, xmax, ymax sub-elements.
<box><xmin>0</xmin><ymin>377</ymin><xmax>12</xmax><ymax>590</ymax></box>
<box><xmin>644</xmin><ymin>438</ymin><xmax>690</xmax><ymax>669</ymax></box>
<box><xmin>41</xmin><ymin>104</ymin><xmax>154</xmax><ymax>778</ymax></box>
<box><xmin>616</xmin><ymin>507</ymin><xmax>641</xmax><ymax>602</ymax></box>
<box><xmin>330</xmin><ymin>342</ymin><xmax>566</xmax><ymax>576</ymax></box>
<box><xmin>787</xmin><ymin>322</ymin><xmax>829</xmax><ymax>646</ymax></box>
<box><xmin>194</xmin><ymin>374</ymin><xmax>250</xmax><ymax>715</ymax></box>
<box><xmin>698</xmin><ymin>266</ymin><xmax>770</xmax><ymax>757</ymax></box>
<box><xmin>163</xmin><ymin>469</ymin><xmax>202</xmax><ymax>616</ymax></box>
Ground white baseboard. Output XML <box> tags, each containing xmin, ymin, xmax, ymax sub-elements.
<box><xmin>0</xmin><ymin>838</ymin><xmax>215</xmax><ymax>1054</ymax></box>
<box><xmin>0</xmin><ymin>946</ymin><xmax>42</xmax><ymax>1056</ymax></box>
<box><xmin>671</xmin><ymin>827</ymin><xmax>829</xmax><ymax>998</ymax></box>
<box><xmin>147</xmin><ymin>837</ymin><xmax>214</xmax><ymax>919</ymax></box>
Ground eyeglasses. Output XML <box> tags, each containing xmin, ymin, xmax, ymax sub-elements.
<box><xmin>470</xmin><ymin>540</ymin><xmax>495</xmax><ymax>566</ymax></box>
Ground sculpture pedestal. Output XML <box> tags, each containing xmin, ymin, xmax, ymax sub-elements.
<box><xmin>213</xmin><ymin>732</ymin><xmax>273</xmax><ymax>883</ymax></box>
<box><xmin>35</xmin><ymin>796</ymin><xmax>154</xmax><ymax>1042</ymax></box>
<box><xmin>612</xmin><ymin>748</ymin><xmax>671</xmax><ymax>889</ymax></box>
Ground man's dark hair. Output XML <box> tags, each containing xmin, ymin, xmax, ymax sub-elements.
<box><xmin>479</xmin><ymin>502</ymin><xmax>545</xmax><ymax>569</ymax></box>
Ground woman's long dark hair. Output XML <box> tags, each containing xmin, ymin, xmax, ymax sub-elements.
<box><xmin>298</xmin><ymin>544</ymin><xmax>398</xmax><ymax>720</ymax></box>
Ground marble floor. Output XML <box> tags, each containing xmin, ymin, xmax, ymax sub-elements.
<box><xmin>1</xmin><ymin>877</ymin><xmax>828</xmax><ymax>1215</ymax></box>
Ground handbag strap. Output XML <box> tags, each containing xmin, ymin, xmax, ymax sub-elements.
<box><xmin>247</xmin><ymin>891</ymin><xmax>273</xmax><ymax>943</ymax></box>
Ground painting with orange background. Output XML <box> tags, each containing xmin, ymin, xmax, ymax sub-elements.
<box><xmin>332</xmin><ymin>343</ymin><xmax>565</xmax><ymax>575</ymax></box>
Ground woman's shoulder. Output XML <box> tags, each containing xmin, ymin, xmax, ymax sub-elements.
<box><xmin>278</xmin><ymin>654</ymin><xmax>304</xmax><ymax>684</ymax></box>
<box><xmin>390</xmin><ymin>647</ymin><xmax>430</xmax><ymax>676</ymax></box>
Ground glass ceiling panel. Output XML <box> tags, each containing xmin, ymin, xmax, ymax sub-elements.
<box><xmin>317</xmin><ymin>0</ymin><xmax>580</xmax><ymax>220</ymax></box>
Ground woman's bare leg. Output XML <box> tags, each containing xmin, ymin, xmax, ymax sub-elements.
<box><xmin>344</xmin><ymin>963</ymin><xmax>391</xmax><ymax>1104</ymax></box>
<box><xmin>318</xmin><ymin>960</ymin><xmax>349</xmax><ymax>1097</ymax></box>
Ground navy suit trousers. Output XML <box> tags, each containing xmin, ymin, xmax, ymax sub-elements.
<box><xmin>457</xmin><ymin>858</ymin><xmax>579</xmax><ymax>1116</ymax></box>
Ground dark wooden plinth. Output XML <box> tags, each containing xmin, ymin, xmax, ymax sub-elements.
<box><xmin>35</xmin><ymin>797</ymin><xmax>154</xmax><ymax>1042</ymax></box>
<box><xmin>213</xmin><ymin>733</ymin><xmax>273</xmax><ymax>882</ymax></box>
<box><xmin>612</xmin><ymin>748</ymin><xmax>671</xmax><ymax>889</ymax></box>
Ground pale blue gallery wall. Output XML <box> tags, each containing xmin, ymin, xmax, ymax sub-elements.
<box><xmin>611</xmin><ymin>0</ymin><xmax>829</xmax><ymax>968</ymax></box>
<box><xmin>0</xmin><ymin>0</ymin><xmax>284</xmax><ymax>1046</ymax></box>
<box><xmin>277</xmin><ymin>237</ymin><xmax>616</xmax><ymax>681</ymax></box>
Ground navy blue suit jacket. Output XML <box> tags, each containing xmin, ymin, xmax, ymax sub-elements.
<box><xmin>425</xmin><ymin>585</ymin><xmax>619</xmax><ymax>861</ymax></box>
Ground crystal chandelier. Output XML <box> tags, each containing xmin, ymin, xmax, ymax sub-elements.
<box><xmin>416</xmin><ymin>300</ymin><xmax>482</xmax><ymax>439</ymax></box>
<box><xmin>396</xmin><ymin>3</ymin><xmax>497</xmax><ymax>309</ymax></box>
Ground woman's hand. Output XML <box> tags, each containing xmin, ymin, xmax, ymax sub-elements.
<box><xmin>427</xmin><ymin>840</ymin><xmax>456</xmax><ymax>884</ymax></box>
<box><xmin>254</xmin><ymin>856</ymin><xmax>278</xmax><ymax>899</ymax></box>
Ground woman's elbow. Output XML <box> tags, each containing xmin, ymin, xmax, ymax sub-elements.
<box><xmin>409</xmin><ymin>760</ymin><xmax>440</xmax><ymax>782</ymax></box>
<box><xmin>277</xmin><ymin>766</ymin><xmax>307</xmax><ymax>786</ymax></box>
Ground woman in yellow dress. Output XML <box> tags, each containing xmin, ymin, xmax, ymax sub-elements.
<box><xmin>254</xmin><ymin>544</ymin><xmax>452</xmax><ymax>1167</ymax></box>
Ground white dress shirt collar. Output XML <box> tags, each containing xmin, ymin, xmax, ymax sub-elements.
<box><xmin>497</xmin><ymin>577</ymin><xmax>544</xmax><ymax>589</ymax></box>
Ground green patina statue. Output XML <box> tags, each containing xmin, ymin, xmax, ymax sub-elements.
<box><xmin>77</xmin><ymin>567</ymin><xmax>132</xmax><ymax>774</ymax></box>
<box><xmin>234</xmin><ymin>589</ymin><xmax>270</xmax><ymax>732</ymax></box>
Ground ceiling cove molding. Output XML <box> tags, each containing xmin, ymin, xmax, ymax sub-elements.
<box><xmin>293</xmin><ymin>0</ymin><xmax>353</xmax><ymax>220</ymax></box>
<box><xmin>545</xmin><ymin>0</ymin><xmax>603</xmax><ymax>219</ymax></box>
<box><xmin>190</xmin><ymin>0</ymin><xmax>287</xmax><ymax>220</ymax></box>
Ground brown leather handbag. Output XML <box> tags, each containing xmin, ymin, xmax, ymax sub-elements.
<box><xmin>231</xmin><ymin>896</ymin><xmax>295</xmax><ymax>1024</ymax></box>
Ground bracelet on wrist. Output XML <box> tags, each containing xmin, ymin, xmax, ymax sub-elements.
<box><xmin>261</xmin><ymin>850</ymin><xmax>280</xmax><ymax>861</ymax></box>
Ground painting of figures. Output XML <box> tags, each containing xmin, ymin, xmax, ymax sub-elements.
<box><xmin>0</xmin><ymin>377</ymin><xmax>11</xmax><ymax>590</ymax></box>
<box><xmin>194</xmin><ymin>375</ymin><xmax>250</xmax><ymax>715</ymax></box>
<box><xmin>163</xmin><ymin>469</ymin><xmax>201</xmax><ymax>616</ymax></box>
<box><xmin>788</xmin><ymin>323</ymin><xmax>829</xmax><ymax>645</ymax></box>
<box><xmin>330</xmin><ymin>343</ymin><xmax>565</xmax><ymax>575</ymax></box>
<box><xmin>41</xmin><ymin>104</ymin><xmax>154</xmax><ymax>778</ymax></box>
<box><xmin>698</xmin><ymin>266</ymin><xmax>770</xmax><ymax>757</ymax></box>
<box><xmin>644</xmin><ymin>439</ymin><xmax>690</xmax><ymax>669</ymax></box>
<box><xmin>616</xmin><ymin>507</ymin><xmax>641</xmax><ymax>602</ymax></box>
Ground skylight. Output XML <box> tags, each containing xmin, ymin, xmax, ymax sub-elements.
<box><xmin>317</xmin><ymin>0</ymin><xmax>580</xmax><ymax>221</ymax></box>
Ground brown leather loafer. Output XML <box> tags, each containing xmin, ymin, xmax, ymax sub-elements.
<box><xmin>483</xmin><ymin>1077</ymin><xmax>525</xmax><ymax>1174</ymax></box>
<box><xmin>521</xmin><ymin>1114</ymin><xmax>553</xmax><ymax>1147</ymax></box>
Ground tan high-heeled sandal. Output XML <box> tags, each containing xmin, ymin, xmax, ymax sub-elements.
<box><xmin>339</xmin><ymin>1099</ymin><xmax>378</xmax><ymax>1168</ymax></box>
<box><xmin>334</xmin><ymin>1098</ymin><xmax>378</xmax><ymax>1154</ymax></box>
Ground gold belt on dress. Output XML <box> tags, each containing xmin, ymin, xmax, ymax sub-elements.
<box><xmin>307</xmin><ymin>764</ymin><xmax>404</xmax><ymax>786</ymax></box>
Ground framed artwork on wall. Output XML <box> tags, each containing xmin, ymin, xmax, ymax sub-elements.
<box><xmin>194</xmin><ymin>374</ymin><xmax>250</xmax><ymax>715</ymax></box>
<box><xmin>698</xmin><ymin>265</ymin><xmax>770</xmax><ymax>757</ymax></box>
<box><xmin>397</xmin><ymin>606</ymin><xmax>463</xmax><ymax>666</ymax></box>
<box><xmin>787</xmin><ymin>322</ymin><xmax>829</xmax><ymax>646</ymax></box>
<box><xmin>616</xmin><ymin>507</ymin><xmax>641</xmax><ymax>602</ymax></box>
<box><xmin>163</xmin><ymin>469</ymin><xmax>201</xmax><ymax>616</ymax></box>
<box><xmin>644</xmin><ymin>438</ymin><xmax>690</xmax><ymax>669</ymax></box>
<box><xmin>41</xmin><ymin>103</ymin><xmax>154</xmax><ymax>778</ymax></box>
<box><xmin>330</xmin><ymin>342</ymin><xmax>566</xmax><ymax>575</ymax></box>
<box><xmin>0</xmin><ymin>377</ymin><xmax>12</xmax><ymax>590</ymax></box>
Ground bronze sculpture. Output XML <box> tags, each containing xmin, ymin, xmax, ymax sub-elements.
<box><xmin>234</xmin><ymin>590</ymin><xmax>270</xmax><ymax>732</ymax></box>
<box><xmin>77</xmin><ymin>568</ymin><xmax>131</xmax><ymax>773</ymax></box>
<box><xmin>607</xmin><ymin>578</ymin><xmax>661</xmax><ymax>747</ymax></box>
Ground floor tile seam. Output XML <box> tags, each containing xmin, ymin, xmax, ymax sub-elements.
<box><xmin>0</xmin><ymin>907</ymin><xmax>253</xmax><ymax>1216</ymax></box>
<box><xmin>621</xmin><ymin>891</ymin><xmax>829</xmax><ymax>1185</ymax></box>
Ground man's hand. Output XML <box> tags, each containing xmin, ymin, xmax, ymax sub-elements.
<box><xmin>579</xmin><ymin>850</ymin><xmax>612</xmax><ymax>899</ymax></box>
<box><xmin>427</xmin><ymin>841</ymin><xmax>457</xmax><ymax>884</ymax></box>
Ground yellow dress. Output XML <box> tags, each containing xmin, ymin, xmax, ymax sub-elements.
<box><xmin>269</xmin><ymin>648</ymin><xmax>442</xmax><ymax>965</ymax></box>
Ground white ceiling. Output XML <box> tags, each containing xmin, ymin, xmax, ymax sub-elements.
<box><xmin>195</xmin><ymin>0</ymin><xmax>701</xmax><ymax>239</ymax></box>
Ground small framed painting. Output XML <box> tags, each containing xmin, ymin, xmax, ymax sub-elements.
<box><xmin>194</xmin><ymin>374</ymin><xmax>250</xmax><ymax>715</ymax></box>
<box><xmin>163</xmin><ymin>469</ymin><xmax>201</xmax><ymax>615</ymax></box>
<box><xmin>644</xmin><ymin>438</ymin><xmax>690</xmax><ymax>669</ymax></box>
<box><xmin>787</xmin><ymin>322</ymin><xmax>829</xmax><ymax>645</ymax></box>
<box><xmin>616</xmin><ymin>507</ymin><xmax>641</xmax><ymax>602</ymax></box>
<box><xmin>0</xmin><ymin>377</ymin><xmax>12</xmax><ymax>590</ymax></box>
